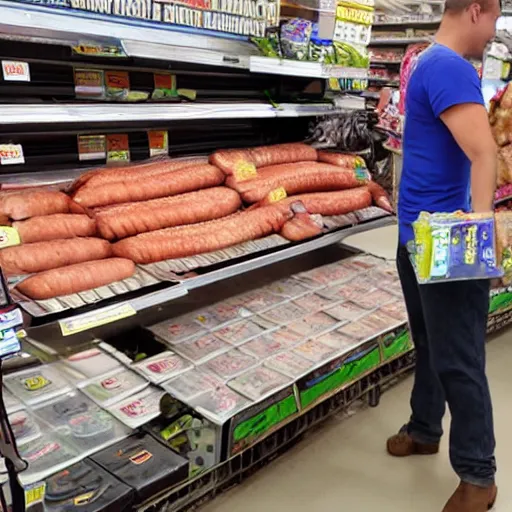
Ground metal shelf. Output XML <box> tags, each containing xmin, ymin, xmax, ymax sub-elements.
<box><xmin>373</xmin><ymin>18</ymin><xmax>441</xmax><ymax>27</ymax></box>
<box><xmin>370</xmin><ymin>37</ymin><xmax>431</xmax><ymax>46</ymax></box>
<box><xmin>0</xmin><ymin>102</ymin><xmax>346</xmax><ymax>127</ymax></box>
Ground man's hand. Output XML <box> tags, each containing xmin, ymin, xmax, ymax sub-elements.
<box><xmin>440</xmin><ymin>103</ymin><xmax>497</xmax><ymax>213</ymax></box>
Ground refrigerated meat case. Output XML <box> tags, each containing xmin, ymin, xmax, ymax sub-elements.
<box><xmin>0</xmin><ymin>5</ymin><xmax>510</xmax><ymax>512</ymax></box>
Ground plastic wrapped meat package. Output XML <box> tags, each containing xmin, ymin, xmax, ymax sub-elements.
<box><xmin>236</xmin><ymin>288</ymin><xmax>284</xmax><ymax>313</ymax></box>
<box><xmin>264</xmin><ymin>278</ymin><xmax>310</xmax><ymax>299</ymax></box>
<box><xmin>148</xmin><ymin>314</ymin><xmax>207</xmax><ymax>345</ymax></box>
<box><xmin>3</xmin><ymin>387</ymin><xmax>23</xmax><ymax>413</ymax></box>
<box><xmin>240</xmin><ymin>327</ymin><xmax>301</xmax><ymax>358</ymax></box>
<box><xmin>214</xmin><ymin>319</ymin><xmax>266</xmax><ymax>346</ymax></box>
<box><xmin>258</xmin><ymin>301</ymin><xmax>307</xmax><ymax>325</ymax></box>
<box><xmin>350</xmin><ymin>288</ymin><xmax>396</xmax><ymax>310</ymax></box>
<box><xmin>264</xmin><ymin>351</ymin><xmax>315</xmax><ymax>378</ymax></box>
<box><xmin>314</xmin><ymin>330</ymin><xmax>358</xmax><ymax>353</ymax></box>
<box><xmin>171</xmin><ymin>333</ymin><xmax>230</xmax><ymax>365</ymax></box>
<box><xmin>9</xmin><ymin>409</ymin><xmax>42</xmax><ymax>445</ymax></box>
<box><xmin>200</xmin><ymin>349</ymin><xmax>258</xmax><ymax>381</ymax></box>
<box><xmin>342</xmin><ymin>254</ymin><xmax>383</xmax><ymax>272</ymax></box>
<box><xmin>132</xmin><ymin>351</ymin><xmax>192</xmax><ymax>384</ymax></box>
<box><xmin>4</xmin><ymin>364</ymin><xmax>73</xmax><ymax>405</ymax></box>
<box><xmin>338</xmin><ymin>319</ymin><xmax>384</xmax><ymax>341</ymax></box>
<box><xmin>385</xmin><ymin>279</ymin><xmax>404</xmax><ymax>298</ymax></box>
<box><xmin>358</xmin><ymin>310</ymin><xmax>402</xmax><ymax>332</ymax></box>
<box><xmin>189</xmin><ymin>384</ymin><xmax>249</xmax><ymax>424</ymax></box>
<box><xmin>162</xmin><ymin>369</ymin><xmax>223</xmax><ymax>402</ymax></box>
<box><xmin>227</xmin><ymin>366</ymin><xmax>291</xmax><ymax>401</ymax></box>
<box><xmin>32</xmin><ymin>390</ymin><xmax>131</xmax><ymax>453</ymax></box>
<box><xmin>79</xmin><ymin>367</ymin><xmax>149</xmax><ymax>407</ymax></box>
<box><xmin>60</xmin><ymin>348</ymin><xmax>121</xmax><ymax>383</ymax></box>
<box><xmin>107</xmin><ymin>387</ymin><xmax>165</xmax><ymax>429</ymax></box>
<box><xmin>193</xmin><ymin>300</ymin><xmax>245</xmax><ymax>330</ymax></box>
<box><xmin>317</xmin><ymin>279</ymin><xmax>368</xmax><ymax>301</ymax></box>
<box><xmin>292</xmin><ymin>293</ymin><xmax>333</xmax><ymax>313</ymax></box>
<box><xmin>294</xmin><ymin>262</ymin><xmax>354</xmax><ymax>288</ymax></box>
<box><xmin>324</xmin><ymin>301</ymin><xmax>368</xmax><ymax>322</ymax></box>
<box><xmin>18</xmin><ymin>434</ymin><xmax>79</xmax><ymax>485</ymax></box>
<box><xmin>287</xmin><ymin>312</ymin><xmax>339</xmax><ymax>338</ymax></box>
<box><xmin>293</xmin><ymin>339</ymin><xmax>336</xmax><ymax>363</ymax></box>
<box><xmin>379</xmin><ymin>300</ymin><xmax>408</xmax><ymax>322</ymax></box>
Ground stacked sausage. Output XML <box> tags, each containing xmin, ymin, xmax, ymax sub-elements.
<box><xmin>1</xmin><ymin>144</ymin><xmax>392</xmax><ymax>300</ymax></box>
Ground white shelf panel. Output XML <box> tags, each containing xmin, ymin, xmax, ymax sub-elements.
<box><xmin>1</xmin><ymin>102</ymin><xmax>346</xmax><ymax>125</ymax></box>
<box><xmin>370</xmin><ymin>37</ymin><xmax>431</xmax><ymax>46</ymax></box>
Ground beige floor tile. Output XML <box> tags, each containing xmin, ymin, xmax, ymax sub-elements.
<box><xmin>200</xmin><ymin>330</ymin><xmax>512</xmax><ymax>511</ymax></box>
<box><xmin>342</xmin><ymin>224</ymin><xmax>398</xmax><ymax>260</ymax></box>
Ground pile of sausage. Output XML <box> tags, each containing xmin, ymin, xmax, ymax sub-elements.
<box><xmin>0</xmin><ymin>143</ymin><xmax>392</xmax><ymax>300</ymax></box>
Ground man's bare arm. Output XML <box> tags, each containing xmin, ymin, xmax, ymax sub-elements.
<box><xmin>440</xmin><ymin>103</ymin><xmax>497</xmax><ymax>213</ymax></box>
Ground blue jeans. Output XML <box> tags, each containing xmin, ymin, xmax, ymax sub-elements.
<box><xmin>396</xmin><ymin>245</ymin><xmax>496</xmax><ymax>487</ymax></box>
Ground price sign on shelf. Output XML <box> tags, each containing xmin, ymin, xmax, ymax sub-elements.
<box><xmin>148</xmin><ymin>131</ymin><xmax>169</xmax><ymax>157</ymax></box>
<box><xmin>0</xmin><ymin>144</ymin><xmax>24</xmax><ymax>165</ymax></box>
<box><xmin>78</xmin><ymin>135</ymin><xmax>106</xmax><ymax>161</ymax></box>
<box><xmin>107</xmin><ymin>134</ymin><xmax>130</xmax><ymax>162</ymax></box>
<box><xmin>24</xmin><ymin>482</ymin><xmax>46</xmax><ymax>508</ymax></box>
<box><xmin>334</xmin><ymin>20</ymin><xmax>372</xmax><ymax>46</ymax></box>
<box><xmin>2</xmin><ymin>60</ymin><xmax>30</xmax><ymax>82</ymax></box>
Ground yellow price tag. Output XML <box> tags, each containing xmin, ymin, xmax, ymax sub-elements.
<box><xmin>25</xmin><ymin>482</ymin><xmax>46</xmax><ymax>508</ymax></box>
<box><xmin>233</xmin><ymin>161</ymin><xmax>257</xmax><ymax>182</ymax></box>
<box><xmin>267</xmin><ymin>187</ymin><xmax>287</xmax><ymax>203</ymax></box>
<box><xmin>0</xmin><ymin>226</ymin><xmax>20</xmax><ymax>249</ymax></box>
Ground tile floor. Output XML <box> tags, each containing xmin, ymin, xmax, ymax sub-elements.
<box><xmin>201</xmin><ymin>226</ymin><xmax>512</xmax><ymax>511</ymax></box>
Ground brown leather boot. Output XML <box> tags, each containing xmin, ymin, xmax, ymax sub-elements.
<box><xmin>442</xmin><ymin>481</ymin><xmax>497</xmax><ymax>511</ymax></box>
<box><xmin>386</xmin><ymin>429</ymin><xmax>439</xmax><ymax>457</ymax></box>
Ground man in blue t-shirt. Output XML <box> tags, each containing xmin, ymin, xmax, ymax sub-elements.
<box><xmin>386</xmin><ymin>0</ymin><xmax>502</xmax><ymax>510</ymax></box>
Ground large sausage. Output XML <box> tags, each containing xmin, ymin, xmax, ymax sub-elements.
<box><xmin>73</xmin><ymin>164</ymin><xmax>225</xmax><ymax>208</ymax></box>
<box><xmin>227</xmin><ymin>162</ymin><xmax>369</xmax><ymax>203</ymax></box>
<box><xmin>0</xmin><ymin>238</ymin><xmax>111</xmax><ymax>276</ymax></box>
<box><xmin>317</xmin><ymin>151</ymin><xmax>366</xmax><ymax>169</ymax></box>
<box><xmin>95</xmin><ymin>187</ymin><xmax>242</xmax><ymax>240</ymax></box>
<box><xmin>210</xmin><ymin>143</ymin><xmax>318</xmax><ymax>175</ymax></box>
<box><xmin>280</xmin><ymin>212</ymin><xmax>323</xmax><ymax>241</ymax></box>
<box><xmin>16</xmin><ymin>258</ymin><xmax>135</xmax><ymax>300</ymax></box>
<box><xmin>112</xmin><ymin>205</ymin><xmax>293</xmax><ymax>263</ymax></box>
<box><xmin>0</xmin><ymin>190</ymin><xmax>71</xmax><ymax>220</ymax></box>
<box><xmin>72</xmin><ymin>158</ymin><xmax>207</xmax><ymax>192</ymax></box>
<box><xmin>13</xmin><ymin>214</ymin><xmax>96</xmax><ymax>243</ymax></box>
<box><xmin>367</xmin><ymin>181</ymin><xmax>393</xmax><ymax>212</ymax></box>
<box><xmin>271</xmin><ymin>188</ymin><xmax>372</xmax><ymax>216</ymax></box>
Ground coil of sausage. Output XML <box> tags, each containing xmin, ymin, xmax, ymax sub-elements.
<box><xmin>280</xmin><ymin>212</ymin><xmax>323</xmax><ymax>241</ymax></box>
<box><xmin>0</xmin><ymin>238</ymin><xmax>112</xmax><ymax>276</ymax></box>
<box><xmin>72</xmin><ymin>157</ymin><xmax>207</xmax><ymax>192</ymax></box>
<box><xmin>13</xmin><ymin>214</ymin><xmax>96</xmax><ymax>243</ymax></box>
<box><xmin>95</xmin><ymin>187</ymin><xmax>242</xmax><ymax>240</ymax></box>
<box><xmin>317</xmin><ymin>151</ymin><xmax>366</xmax><ymax>169</ymax></box>
<box><xmin>0</xmin><ymin>190</ymin><xmax>72</xmax><ymax>220</ymax></box>
<box><xmin>112</xmin><ymin>205</ymin><xmax>293</xmax><ymax>263</ymax></box>
<box><xmin>72</xmin><ymin>164</ymin><xmax>225</xmax><ymax>208</ymax></box>
<box><xmin>210</xmin><ymin>143</ymin><xmax>318</xmax><ymax>175</ymax></box>
<box><xmin>226</xmin><ymin>163</ymin><xmax>369</xmax><ymax>204</ymax></box>
<box><xmin>366</xmin><ymin>182</ymin><xmax>393</xmax><ymax>212</ymax></box>
<box><xmin>16</xmin><ymin>258</ymin><xmax>135</xmax><ymax>300</ymax></box>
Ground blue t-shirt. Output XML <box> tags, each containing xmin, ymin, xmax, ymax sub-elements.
<box><xmin>398</xmin><ymin>44</ymin><xmax>485</xmax><ymax>246</ymax></box>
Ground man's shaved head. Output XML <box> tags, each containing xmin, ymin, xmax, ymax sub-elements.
<box><xmin>445</xmin><ymin>0</ymin><xmax>497</xmax><ymax>13</ymax></box>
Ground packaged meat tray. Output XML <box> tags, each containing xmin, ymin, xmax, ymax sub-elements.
<box><xmin>379</xmin><ymin>300</ymin><xmax>408</xmax><ymax>322</ymax></box>
<box><xmin>358</xmin><ymin>310</ymin><xmax>403</xmax><ymax>332</ymax></box>
<box><xmin>239</xmin><ymin>328</ymin><xmax>298</xmax><ymax>359</ymax></box>
<box><xmin>258</xmin><ymin>301</ymin><xmax>307</xmax><ymax>325</ymax></box>
<box><xmin>292</xmin><ymin>293</ymin><xmax>333</xmax><ymax>313</ymax></box>
<box><xmin>214</xmin><ymin>319</ymin><xmax>267</xmax><ymax>346</ymax></box>
<box><xmin>264</xmin><ymin>278</ymin><xmax>310</xmax><ymax>299</ymax></box>
<box><xmin>264</xmin><ymin>351</ymin><xmax>315</xmax><ymax>378</ymax></box>
<box><xmin>4</xmin><ymin>364</ymin><xmax>73</xmax><ymax>405</ymax></box>
<box><xmin>91</xmin><ymin>434</ymin><xmax>189</xmax><ymax>505</ymax></box>
<box><xmin>293</xmin><ymin>340</ymin><xmax>336</xmax><ymax>363</ymax></box>
<box><xmin>18</xmin><ymin>434</ymin><xmax>78</xmax><ymax>485</ymax></box>
<box><xmin>343</xmin><ymin>254</ymin><xmax>383</xmax><ymax>272</ymax></box>
<box><xmin>107</xmin><ymin>387</ymin><xmax>165</xmax><ymax>429</ymax></box>
<box><xmin>294</xmin><ymin>263</ymin><xmax>354</xmax><ymax>288</ymax></box>
<box><xmin>350</xmin><ymin>288</ymin><xmax>396</xmax><ymax>310</ymax></box>
<box><xmin>148</xmin><ymin>314</ymin><xmax>208</xmax><ymax>345</ymax></box>
<box><xmin>132</xmin><ymin>351</ymin><xmax>192</xmax><ymax>384</ymax></box>
<box><xmin>314</xmin><ymin>330</ymin><xmax>358</xmax><ymax>352</ymax></box>
<box><xmin>189</xmin><ymin>384</ymin><xmax>249</xmax><ymax>424</ymax></box>
<box><xmin>3</xmin><ymin>387</ymin><xmax>23</xmax><ymax>413</ymax></box>
<box><xmin>324</xmin><ymin>301</ymin><xmax>368</xmax><ymax>322</ymax></box>
<box><xmin>201</xmin><ymin>349</ymin><xmax>258</xmax><ymax>380</ymax></box>
<box><xmin>79</xmin><ymin>368</ymin><xmax>149</xmax><ymax>407</ymax></box>
<box><xmin>193</xmin><ymin>301</ymin><xmax>244</xmax><ymax>330</ymax></box>
<box><xmin>43</xmin><ymin>459</ymin><xmax>134</xmax><ymax>512</ymax></box>
<box><xmin>227</xmin><ymin>366</ymin><xmax>291</xmax><ymax>401</ymax></box>
<box><xmin>236</xmin><ymin>288</ymin><xmax>285</xmax><ymax>313</ymax></box>
<box><xmin>338</xmin><ymin>320</ymin><xmax>384</xmax><ymax>341</ymax></box>
<box><xmin>9</xmin><ymin>409</ymin><xmax>42</xmax><ymax>445</ymax></box>
<box><xmin>162</xmin><ymin>369</ymin><xmax>223</xmax><ymax>402</ymax></box>
<box><xmin>60</xmin><ymin>348</ymin><xmax>121</xmax><ymax>383</ymax></box>
<box><xmin>287</xmin><ymin>312</ymin><xmax>339</xmax><ymax>338</ymax></box>
<box><xmin>317</xmin><ymin>279</ymin><xmax>372</xmax><ymax>301</ymax></box>
<box><xmin>171</xmin><ymin>333</ymin><xmax>230</xmax><ymax>364</ymax></box>
<box><xmin>32</xmin><ymin>391</ymin><xmax>131</xmax><ymax>453</ymax></box>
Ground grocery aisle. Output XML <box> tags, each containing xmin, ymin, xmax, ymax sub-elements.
<box><xmin>201</xmin><ymin>330</ymin><xmax>512</xmax><ymax>512</ymax></box>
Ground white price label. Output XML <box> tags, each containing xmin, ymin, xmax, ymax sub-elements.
<box><xmin>2</xmin><ymin>61</ymin><xmax>30</xmax><ymax>82</ymax></box>
<box><xmin>0</xmin><ymin>144</ymin><xmax>24</xmax><ymax>165</ymax></box>
<box><xmin>334</xmin><ymin>20</ymin><xmax>372</xmax><ymax>46</ymax></box>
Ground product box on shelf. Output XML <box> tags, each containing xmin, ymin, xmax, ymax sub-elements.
<box><xmin>487</xmin><ymin>285</ymin><xmax>512</xmax><ymax>334</ymax></box>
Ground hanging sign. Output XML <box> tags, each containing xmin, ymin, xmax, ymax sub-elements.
<box><xmin>2</xmin><ymin>61</ymin><xmax>30</xmax><ymax>82</ymax></box>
